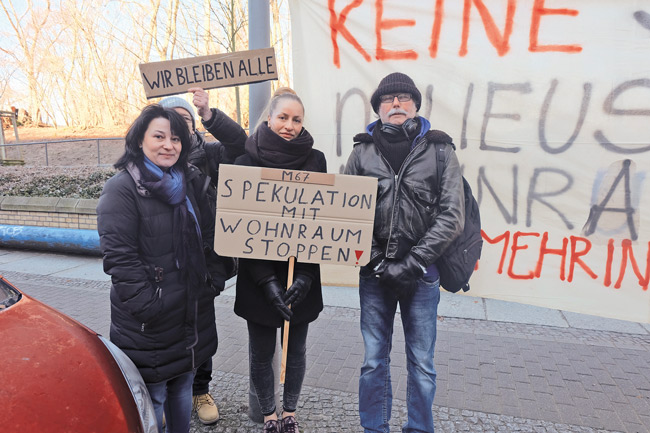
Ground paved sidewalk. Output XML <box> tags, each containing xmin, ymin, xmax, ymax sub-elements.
<box><xmin>2</xmin><ymin>248</ymin><xmax>650</xmax><ymax>432</ymax></box>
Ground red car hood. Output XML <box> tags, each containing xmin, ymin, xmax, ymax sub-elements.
<box><xmin>0</xmin><ymin>287</ymin><xmax>142</xmax><ymax>432</ymax></box>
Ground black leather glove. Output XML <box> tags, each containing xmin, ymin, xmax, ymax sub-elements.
<box><xmin>261</xmin><ymin>277</ymin><xmax>293</xmax><ymax>321</ymax></box>
<box><xmin>208</xmin><ymin>275</ymin><xmax>225</xmax><ymax>297</ymax></box>
<box><xmin>377</xmin><ymin>254</ymin><xmax>425</xmax><ymax>300</ymax></box>
<box><xmin>284</xmin><ymin>274</ymin><xmax>313</xmax><ymax>308</ymax></box>
<box><xmin>361</xmin><ymin>253</ymin><xmax>385</xmax><ymax>278</ymax></box>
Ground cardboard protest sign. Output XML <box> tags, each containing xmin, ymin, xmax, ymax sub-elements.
<box><xmin>139</xmin><ymin>48</ymin><xmax>278</xmax><ymax>98</ymax></box>
<box><xmin>214</xmin><ymin>164</ymin><xmax>377</xmax><ymax>266</ymax></box>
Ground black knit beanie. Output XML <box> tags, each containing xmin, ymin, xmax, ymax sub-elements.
<box><xmin>370</xmin><ymin>72</ymin><xmax>422</xmax><ymax>114</ymax></box>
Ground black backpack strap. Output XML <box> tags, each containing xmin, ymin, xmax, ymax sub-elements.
<box><xmin>435</xmin><ymin>142</ymin><xmax>446</xmax><ymax>198</ymax></box>
<box><xmin>426</xmin><ymin>130</ymin><xmax>454</xmax><ymax>197</ymax></box>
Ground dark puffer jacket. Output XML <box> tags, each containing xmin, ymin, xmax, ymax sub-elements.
<box><xmin>344</xmin><ymin>117</ymin><xmax>465</xmax><ymax>269</ymax></box>
<box><xmin>189</xmin><ymin>107</ymin><xmax>248</xmax><ymax>188</ymax></box>
<box><xmin>189</xmin><ymin>108</ymin><xmax>248</xmax><ymax>283</ymax></box>
<box><xmin>97</xmin><ymin>163</ymin><xmax>218</xmax><ymax>383</ymax></box>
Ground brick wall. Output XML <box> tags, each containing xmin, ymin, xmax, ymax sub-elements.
<box><xmin>0</xmin><ymin>196</ymin><xmax>98</xmax><ymax>230</ymax></box>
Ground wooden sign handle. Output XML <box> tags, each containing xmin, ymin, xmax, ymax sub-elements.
<box><xmin>279</xmin><ymin>256</ymin><xmax>295</xmax><ymax>384</ymax></box>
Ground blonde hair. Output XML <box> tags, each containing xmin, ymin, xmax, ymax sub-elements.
<box><xmin>254</xmin><ymin>87</ymin><xmax>304</xmax><ymax>131</ymax></box>
<box><xmin>272</xmin><ymin>87</ymin><xmax>297</xmax><ymax>97</ymax></box>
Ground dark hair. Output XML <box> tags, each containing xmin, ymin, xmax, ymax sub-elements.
<box><xmin>114</xmin><ymin>104</ymin><xmax>191</xmax><ymax>170</ymax></box>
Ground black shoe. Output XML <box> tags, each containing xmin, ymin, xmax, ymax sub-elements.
<box><xmin>263</xmin><ymin>419</ymin><xmax>281</xmax><ymax>433</ymax></box>
<box><xmin>281</xmin><ymin>415</ymin><xmax>300</xmax><ymax>433</ymax></box>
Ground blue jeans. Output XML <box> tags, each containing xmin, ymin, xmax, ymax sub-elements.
<box><xmin>147</xmin><ymin>371</ymin><xmax>194</xmax><ymax>433</ymax></box>
<box><xmin>358</xmin><ymin>274</ymin><xmax>440</xmax><ymax>433</ymax></box>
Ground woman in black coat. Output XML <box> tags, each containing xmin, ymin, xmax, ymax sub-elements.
<box><xmin>97</xmin><ymin>104</ymin><xmax>221</xmax><ymax>433</ymax></box>
<box><xmin>233</xmin><ymin>89</ymin><xmax>326</xmax><ymax>433</ymax></box>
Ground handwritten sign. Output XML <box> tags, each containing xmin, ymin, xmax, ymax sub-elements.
<box><xmin>214</xmin><ymin>164</ymin><xmax>377</xmax><ymax>265</ymax></box>
<box><xmin>139</xmin><ymin>48</ymin><xmax>278</xmax><ymax>98</ymax></box>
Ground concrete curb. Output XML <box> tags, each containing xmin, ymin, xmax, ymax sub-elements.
<box><xmin>0</xmin><ymin>195</ymin><xmax>98</xmax><ymax>214</ymax></box>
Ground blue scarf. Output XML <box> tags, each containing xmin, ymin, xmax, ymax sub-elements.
<box><xmin>140</xmin><ymin>157</ymin><xmax>206</xmax><ymax>288</ymax></box>
<box><xmin>142</xmin><ymin>158</ymin><xmax>200</xmax><ymax>234</ymax></box>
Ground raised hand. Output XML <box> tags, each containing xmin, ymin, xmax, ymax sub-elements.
<box><xmin>188</xmin><ymin>87</ymin><xmax>212</xmax><ymax>122</ymax></box>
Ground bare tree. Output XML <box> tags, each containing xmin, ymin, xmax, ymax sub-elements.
<box><xmin>0</xmin><ymin>0</ymin><xmax>291</xmax><ymax>130</ymax></box>
<box><xmin>213</xmin><ymin>0</ymin><xmax>248</xmax><ymax>125</ymax></box>
<box><xmin>270</xmin><ymin>0</ymin><xmax>292</xmax><ymax>89</ymax></box>
<box><xmin>0</xmin><ymin>64</ymin><xmax>15</xmax><ymax>104</ymax></box>
<box><xmin>0</xmin><ymin>0</ymin><xmax>56</xmax><ymax>124</ymax></box>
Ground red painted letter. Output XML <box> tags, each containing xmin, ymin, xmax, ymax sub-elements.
<box><xmin>614</xmin><ymin>240</ymin><xmax>650</xmax><ymax>291</ymax></box>
<box><xmin>329</xmin><ymin>0</ymin><xmax>371</xmax><ymax>68</ymax></box>
<box><xmin>534</xmin><ymin>232</ymin><xmax>568</xmax><ymax>280</ymax></box>
<box><xmin>481</xmin><ymin>230</ymin><xmax>510</xmax><ymax>274</ymax></box>
<box><xmin>460</xmin><ymin>0</ymin><xmax>516</xmax><ymax>57</ymax></box>
<box><xmin>604</xmin><ymin>239</ymin><xmax>614</xmax><ymax>286</ymax></box>
<box><xmin>529</xmin><ymin>0</ymin><xmax>582</xmax><ymax>53</ymax></box>
<box><xmin>375</xmin><ymin>0</ymin><xmax>417</xmax><ymax>60</ymax></box>
<box><xmin>568</xmin><ymin>236</ymin><xmax>597</xmax><ymax>282</ymax></box>
<box><xmin>428</xmin><ymin>0</ymin><xmax>445</xmax><ymax>58</ymax></box>
<box><xmin>508</xmin><ymin>232</ymin><xmax>539</xmax><ymax>280</ymax></box>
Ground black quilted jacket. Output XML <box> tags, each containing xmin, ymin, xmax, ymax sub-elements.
<box><xmin>97</xmin><ymin>163</ymin><xmax>218</xmax><ymax>383</ymax></box>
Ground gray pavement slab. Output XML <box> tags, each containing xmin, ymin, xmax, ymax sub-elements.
<box><xmin>485</xmin><ymin>297</ymin><xmax>569</xmax><ymax>327</ymax></box>
<box><xmin>563</xmin><ymin>310</ymin><xmax>648</xmax><ymax>334</ymax></box>
<box><xmin>439</xmin><ymin>292</ymin><xmax>486</xmax><ymax>320</ymax></box>
<box><xmin>316</xmin><ymin>285</ymin><xmax>360</xmax><ymax>309</ymax></box>
<box><xmin>0</xmin><ymin>248</ymin><xmax>36</xmax><ymax>264</ymax></box>
<box><xmin>48</xmin><ymin>260</ymin><xmax>111</xmax><ymax>281</ymax></box>
<box><xmin>0</xmin><ymin>249</ymin><xmax>105</xmax><ymax>278</ymax></box>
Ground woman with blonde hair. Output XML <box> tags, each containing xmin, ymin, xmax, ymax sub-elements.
<box><xmin>233</xmin><ymin>88</ymin><xmax>326</xmax><ymax>433</ymax></box>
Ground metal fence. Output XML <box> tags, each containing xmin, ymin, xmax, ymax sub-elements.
<box><xmin>0</xmin><ymin>137</ymin><xmax>123</xmax><ymax>167</ymax></box>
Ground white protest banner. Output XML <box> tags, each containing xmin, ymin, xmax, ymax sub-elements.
<box><xmin>139</xmin><ymin>48</ymin><xmax>278</xmax><ymax>98</ymax></box>
<box><xmin>289</xmin><ymin>0</ymin><xmax>650</xmax><ymax>322</ymax></box>
<box><xmin>214</xmin><ymin>164</ymin><xmax>377</xmax><ymax>266</ymax></box>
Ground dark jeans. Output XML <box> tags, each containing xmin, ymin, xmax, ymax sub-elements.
<box><xmin>247</xmin><ymin>320</ymin><xmax>309</xmax><ymax>416</ymax></box>
<box><xmin>193</xmin><ymin>357</ymin><xmax>212</xmax><ymax>396</ymax></box>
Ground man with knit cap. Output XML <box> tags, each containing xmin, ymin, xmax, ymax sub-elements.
<box><xmin>345</xmin><ymin>73</ymin><xmax>465</xmax><ymax>432</ymax></box>
<box><xmin>159</xmin><ymin>87</ymin><xmax>246</xmax><ymax>425</ymax></box>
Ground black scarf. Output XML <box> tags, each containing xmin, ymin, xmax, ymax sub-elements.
<box><xmin>245</xmin><ymin>122</ymin><xmax>320</xmax><ymax>171</ymax></box>
<box><xmin>374</xmin><ymin>119</ymin><xmax>420</xmax><ymax>174</ymax></box>
<box><xmin>136</xmin><ymin>160</ymin><xmax>208</xmax><ymax>291</ymax></box>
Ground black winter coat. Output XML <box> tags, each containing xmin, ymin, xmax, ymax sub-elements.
<box><xmin>189</xmin><ymin>107</ymin><xmax>247</xmax><ymax>188</ymax></box>
<box><xmin>189</xmin><ymin>107</ymin><xmax>248</xmax><ymax>283</ymax></box>
<box><xmin>232</xmin><ymin>133</ymin><xmax>327</xmax><ymax>328</ymax></box>
<box><xmin>97</xmin><ymin>163</ymin><xmax>218</xmax><ymax>383</ymax></box>
<box><xmin>344</xmin><ymin>117</ymin><xmax>465</xmax><ymax>269</ymax></box>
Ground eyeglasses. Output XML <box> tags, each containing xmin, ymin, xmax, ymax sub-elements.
<box><xmin>379</xmin><ymin>93</ymin><xmax>412</xmax><ymax>104</ymax></box>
